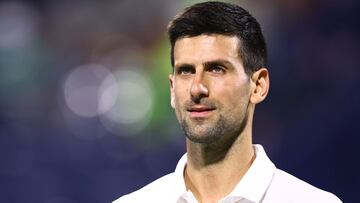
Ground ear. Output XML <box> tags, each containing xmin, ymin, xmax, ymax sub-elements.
<box><xmin>250</xmin><ymin>68</ymin><xmax>270</xmax><ymax>104</ymax></box>
<box><xmin>169</xmin><ymin>74</ymin><xmax>175</xmax><ymax>108</ymax></box>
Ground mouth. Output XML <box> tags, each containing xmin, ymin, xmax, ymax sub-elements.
<box><xmin>187</xmin><ymin>105</ymin><xmax>216</xmax><ymax>118</ymax></box>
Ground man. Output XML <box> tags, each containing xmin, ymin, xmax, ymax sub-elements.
<box><xmin>114</xmin><ymin>1</ymin><xmax>341</xmax><ymax>203</ymax></box>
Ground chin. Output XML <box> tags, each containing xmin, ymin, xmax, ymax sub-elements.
<box><xmin>185</xmin><ymin>128</ymin><xmax>221</xmax><ymax>144</ymax></box>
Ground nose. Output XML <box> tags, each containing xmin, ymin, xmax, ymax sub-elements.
<box><xmin>190</xmin><ymin>73</ymin><xmax>209</xmax><ymax>102</ymax></box>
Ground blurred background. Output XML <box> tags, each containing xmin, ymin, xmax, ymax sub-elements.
<box><xmin>0</xmin><ymin>0</ymin><xmax>359</xmax><ymax>202</ymax></box>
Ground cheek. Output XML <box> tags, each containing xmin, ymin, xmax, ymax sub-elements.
<box><xmin>173</xmin><ymin>88</ymin><xmax>189</xmax><ymax>111</ymax></box>
<box><xmin>216</xmin><ymin>81</ymin><xmax>250</xmax><ymax>107</ymax></box>
<box><xmin>174</xmin><ymin>82</ymin><xmax>190</xmax><ymax>101</ymax></box>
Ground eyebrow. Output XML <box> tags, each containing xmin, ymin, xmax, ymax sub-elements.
<box><xmin>174</xmin><ymin>59</ymin><xmax>234</xmax><ymax>70</ymax></box>
<box><xmin>203</xmin><ymin>59</ymin><xmax>233</xmax><ymax>70</ymax></box>
<box><xmin>174</xmin><ymin>63</ymin><xmax>194</xmax><ymax>70</ymax></box>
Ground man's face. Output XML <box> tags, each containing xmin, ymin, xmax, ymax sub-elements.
<box><xmin>169</xmin><ymin>34</ymin><xmax>252</xmax><ymax>144</ymax></box>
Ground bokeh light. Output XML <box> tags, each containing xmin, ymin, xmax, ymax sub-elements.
<box><xmin>63</xmin><ymin>64</ymin><xmax>113</xmax><ymax>118</ymax></box>
<box><xmin>99</xmin><ymin>68</ymin><xmax>154</xmax><ymax>135</ymax></box>
<box><xmin>0</xmin><ymin>2</ymin><xmax>38</xmax><ymax>49</ymax></box>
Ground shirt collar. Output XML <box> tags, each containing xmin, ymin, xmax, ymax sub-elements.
<box><xmin>175</xmin><ymin>152</ymin><xmax>188</xmax><ymax>192</ymax></box>
<box><xmin>227</xmin><ymin>144</ymin><xmax>276</xmax><ymax>203</ymax></box>
<box><xmin>174</xmin><ymin>144</ymin><xmax>276</xmax><ymax>203</ymax></box>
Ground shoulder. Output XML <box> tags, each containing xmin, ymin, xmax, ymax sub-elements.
<box><xmin>112</xmin><ymin>172</ymin><xmax>179</xmax><ymax>203</ymax></box>
<box><xmin>264</xmin><ymin>169</ymin><xmax>342</xmax><ymax>203</ymax></box>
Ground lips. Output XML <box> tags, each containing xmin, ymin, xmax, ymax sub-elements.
<box><xmin>187</xmin><ymin>105</ymin><xmax>215</xmax><ymax>118</ymax></box>
<box><xmin>188</xmin><ymin>106</ymin><xmax>215</xmax><ymax>112</ymax></box>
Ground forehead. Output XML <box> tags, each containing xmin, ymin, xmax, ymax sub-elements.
<box><xmin>173</xmin><ymin>34</ymin><xmax>241</xmax><ymax>66</ymax></box>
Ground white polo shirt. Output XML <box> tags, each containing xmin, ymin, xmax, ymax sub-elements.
<box><xmin>113</xmin><ymin>145</ymin><xmax>342</xmax><ymax>203</ymax></box>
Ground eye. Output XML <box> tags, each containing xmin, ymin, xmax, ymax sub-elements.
<box><xmin>177</xmin><ymin>66</ymin><xmax>195</xmax><ymax>75</ymax></box>
<box><xmin>209</xmin><ymin>65</ymin><xmax>225</xmax><ymax>73</ymax></box>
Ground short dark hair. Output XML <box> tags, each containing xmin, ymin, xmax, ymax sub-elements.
<box><xmin>167</xmin><ymin>1</ymin><xmax>267</xmax><ymax>75</ymax></box>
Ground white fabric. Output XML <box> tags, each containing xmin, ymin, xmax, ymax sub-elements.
<box><xmin>113</xmin><ymin>145</ymin><xmax>342</xmax><ymax>203</ymax></box>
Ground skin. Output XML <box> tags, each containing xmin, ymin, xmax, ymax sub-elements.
<box><xmin>169</xmin><ymin>34</ymin><xmax>270</xmax><ymax>203</ymax></box>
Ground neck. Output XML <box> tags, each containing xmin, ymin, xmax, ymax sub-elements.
<box><xmin>184</xmin><ymin>126</ymin><xmax>255</xmax><ymax>203</ymax></box>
